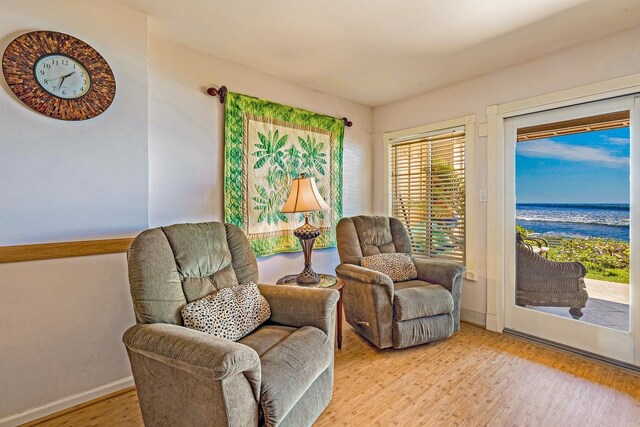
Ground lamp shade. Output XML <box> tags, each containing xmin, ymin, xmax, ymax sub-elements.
<box><xmin>281</xmin><ymin>174</ymin><xmax>330</xmax><ymax>213</ymax></box>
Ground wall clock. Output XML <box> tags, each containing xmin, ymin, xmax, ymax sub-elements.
<box><xmin>2</xmin><ymin>31</ymin><xmax>115</xmax><ymax>121</ymax></box>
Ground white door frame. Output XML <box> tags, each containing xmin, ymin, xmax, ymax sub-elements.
<box><xmin>505</xmin><ymin>97</ymin><xmax>636</xmax><ymax>363</ymax></box>
<box><xmin>485</xmin><ymin>73</ymin><xmax>640</xmax><ymax>365</ymax></box>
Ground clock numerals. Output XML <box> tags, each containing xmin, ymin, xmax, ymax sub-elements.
<box><xmin>34</xmin><ymin>54</ymin><xmax>90</xmax><ymax>99</ymax></box>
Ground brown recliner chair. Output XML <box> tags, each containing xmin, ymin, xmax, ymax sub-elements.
<box><xmin>335</xmin><ymin>216</ymin><xmax>465</xmax><ymax>349</ymax></box>
<box><xmin>123</xmin><ymin>222</ymin><xmax>339</xmax><ymax>426</ymax></box>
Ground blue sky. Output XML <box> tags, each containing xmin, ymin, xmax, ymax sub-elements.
<box><xmin>516</xmin><ymin>127</ymin><xmax>630</xmax><ymax>204</ymax></box>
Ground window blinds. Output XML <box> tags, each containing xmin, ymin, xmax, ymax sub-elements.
<box><xmin>389</xmin><ymin>128</ymin><xmax>465</xmax><ymax>263</ymax></box>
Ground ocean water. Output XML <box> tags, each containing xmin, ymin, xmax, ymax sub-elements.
<box><xmin>516</xmin><ymin>203</ymin><xmax>629</xmax><ymax>241</ymax></box>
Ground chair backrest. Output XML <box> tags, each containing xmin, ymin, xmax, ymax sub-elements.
<box><xmin>336</xmin><ymin>216</ymin><xmax>412</xmax><ymax>265</ymax></box>
<box><xmin>127</xmin><ymin>222</ymin><xmax>259</xmax><ymax>325</ymax></box>
<box><xmin>516</xmin><ymin>232</ymin><xmax>536</xmax><ymax>253</ymax></box>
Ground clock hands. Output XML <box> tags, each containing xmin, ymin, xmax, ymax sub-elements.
<box><xmin>46</xmin><ymin>71</ymin><xmax>75</xmax><ymax>83</ymax></box>
<box><xmin>56</xmin><ymin>71</ymin><xmax>76</xmax><ymax>92</ymax></box>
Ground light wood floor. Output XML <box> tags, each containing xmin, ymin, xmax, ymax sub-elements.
<box><xmin>28</xmin><ymin>322</ymin><xmax>640</xmax><ymax>427</ymax></box>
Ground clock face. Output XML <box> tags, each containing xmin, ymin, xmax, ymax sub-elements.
<box><xmin>34</xmin><ymin>54</ymin><xmax>91</xmax><ymax>99</ymax></box>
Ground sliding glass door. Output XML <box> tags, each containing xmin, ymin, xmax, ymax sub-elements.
<box><xmin>504</xmin><ymin>96</ymin><xmax>639</xmax><ymax>365</ymax></box>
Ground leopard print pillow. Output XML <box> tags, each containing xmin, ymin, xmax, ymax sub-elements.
<box><xmin>360</xmin><ymin>253</ymin><xmax>418</xmax><ymax>282</ymax></box>
<box><xmin>181</xmin><ymin>282</ymin><xmax>271</xmax><ymax>341</ymax></box>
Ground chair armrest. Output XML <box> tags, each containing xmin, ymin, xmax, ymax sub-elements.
<box><xmin>258</xmin><ymin>284</ymin><xmax>339</xmax><ymax>335</ymax></box>
<box><xmin>412</xmin><ymin>257</ymin><xmax>465</xmax><ymax>291</ymax></box>
<box><xmin>412</xmin><ymin>257</ymin><xmax>465</xmax><ymax>331</ymax></box>
<box><xmin>529</xmin><ymin>259</ymin><xmax>586</xmax><ymax>279</ymax></box>
<box><xmin>336</xmin><ymin>263</ymin><xmax>392</xmax><ymax>285</ymax></box>
<box><xmin>335</xmin><ymin>263</ymin><xmax>394</xmax><ymax>303</ymax></box>
<box><xmin>123</xmin><ymin>323</ymin><xmax>261</xmax><ymax>394</ymax></box>
<box><xmin>529</xmin><ymin>237</ymin><xmax>548</xmax><ymax>248</ymax></box>
<box><xmin>518</xmin><ymin>246</ymin><xmax>586</xmax><ymax>279</ymax></box>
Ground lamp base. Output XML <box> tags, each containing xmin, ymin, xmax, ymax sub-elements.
<box><xmin>296</xmin><ymin>263</ymin><xmax>320</xmax><ymax>285</ymax></box>
<box><xmin>294</xmin><ymin>216</ymin><xmax>321</xmax><ymax>285</ymax></box>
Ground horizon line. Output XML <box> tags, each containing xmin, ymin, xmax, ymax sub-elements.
<box><xmin>516</xmin><ymin>202</ymin><xmax>629</xmax><ymax>205</ymax></box>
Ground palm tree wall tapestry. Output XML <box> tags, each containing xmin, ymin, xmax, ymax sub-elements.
<box><xmin>224</xmin><ymin>92</ymin><xmax>344</xmax><ymax>257</ymax></box>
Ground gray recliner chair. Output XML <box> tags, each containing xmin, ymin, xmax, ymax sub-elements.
<box><xmin>335</xmin><ymin>216</ymin><xmax>465</xmax><ymax>349</ymax></box>
<box><xmin>123</xmin><ymin>222</ymin><xmax>339</xmax><ymax>427</ymax></box>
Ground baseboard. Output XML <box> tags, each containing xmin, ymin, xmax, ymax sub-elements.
<box><xmin>460</xmin><ymin>308</ymin><xmax>486</xmax><ymax>327</ymax></box>
<box><xmin>485</xmin><ymin>314</ymin><xmax>499</xmax><ymax>332</ymax></box>
<box><xmin>0</xmin><ymin>376</ymin><xmax>134</xmax><ymax>427</ymax></box>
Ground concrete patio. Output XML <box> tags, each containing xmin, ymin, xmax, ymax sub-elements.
<box><xmin>531</xmin><ymin>279</ymin><xmax>630</xmax><ymax>331</ymax></box>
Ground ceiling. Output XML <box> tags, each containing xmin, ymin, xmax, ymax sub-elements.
<box><xmin>114</xmin><ymin>0</ymin><xmax>640</xmax><ymax>106</ymax></box>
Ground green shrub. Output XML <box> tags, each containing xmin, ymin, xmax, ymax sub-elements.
<box><xmin>516</xmin><ymin>224</ymin><xmax>532</xmax><ymax>237</ymax></box>
<box><xmin>545</xmin><ymin>237</ymin><xmax>629</xmax><ymax>284</ymax></box>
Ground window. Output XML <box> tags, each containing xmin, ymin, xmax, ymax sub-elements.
<box><xmin>387</xmin><ymin>126</ymin><xmax>466</xmax><ymax>263</ymax></box>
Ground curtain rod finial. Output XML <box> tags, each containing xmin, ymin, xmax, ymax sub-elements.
<box><xmin>207</xmin><ymin>85</ymin><xmax>228</xmax><ymax>103</ymax></box>
<box><xmin>342</xmin><ymin>117</ymin><xmax>353</xmax><ymax>127</ymax></box>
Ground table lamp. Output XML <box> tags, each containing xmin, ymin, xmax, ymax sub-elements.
<box><xmin>281</xmin><ymin>173</ymin><xmax>330</xmax><ymax>284</ymax></box>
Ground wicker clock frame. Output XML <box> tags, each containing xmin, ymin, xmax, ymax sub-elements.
<box><xmin>2</xmin><ymin>31</ymin><xmax>115</xmax><ymax>121</ymax></box>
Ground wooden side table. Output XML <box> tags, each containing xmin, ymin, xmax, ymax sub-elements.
<box><xmin>276</xmin><ymin>274</ymin><xmax>344</xmax><ymax>349</ymax></box>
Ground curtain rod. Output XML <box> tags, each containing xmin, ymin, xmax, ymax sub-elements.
<box><xmin>207</xmin><ymin>86</ymin><xmax>228</xmax><ymax>103</ymax></box>
<box><xmin>206</xmin><ymin>86</ymin><xmax>353</xmax><ymax>127</ymax></box>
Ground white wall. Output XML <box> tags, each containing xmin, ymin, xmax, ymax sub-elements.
<box><xmin>372</xmin><ymin>26</ymin><xmax>640</xmax><ymax>324</ymax></box>
<box><xmin>0</xmin><ymin>0</ymin><xmax>147</xmax><ymax>423</ymax></box>
<box><xmin>148</xmin><ymin>36</ymin><xmax>373</xmax><ymax>283</ymax></box>
<box><xmin>0</xmin><ymin>254</ymin><xmax>135</xmax><ymax>420</ymax></box>
<box><xmin>0</xmin><ymin>0</ymin><xmax>149</xmax><ymax>246</ymax></box>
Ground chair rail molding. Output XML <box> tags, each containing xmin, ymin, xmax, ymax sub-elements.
<box><xmin>0</xmin><ymin>238</ymin><xmax>134</xmax><ymax>264</ymax></box>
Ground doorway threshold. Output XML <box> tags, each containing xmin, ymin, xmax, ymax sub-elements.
<box><xmin>503</xmin><ymin>328</ymin><xmax>640</xmax><ymax>375</ymax></box>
